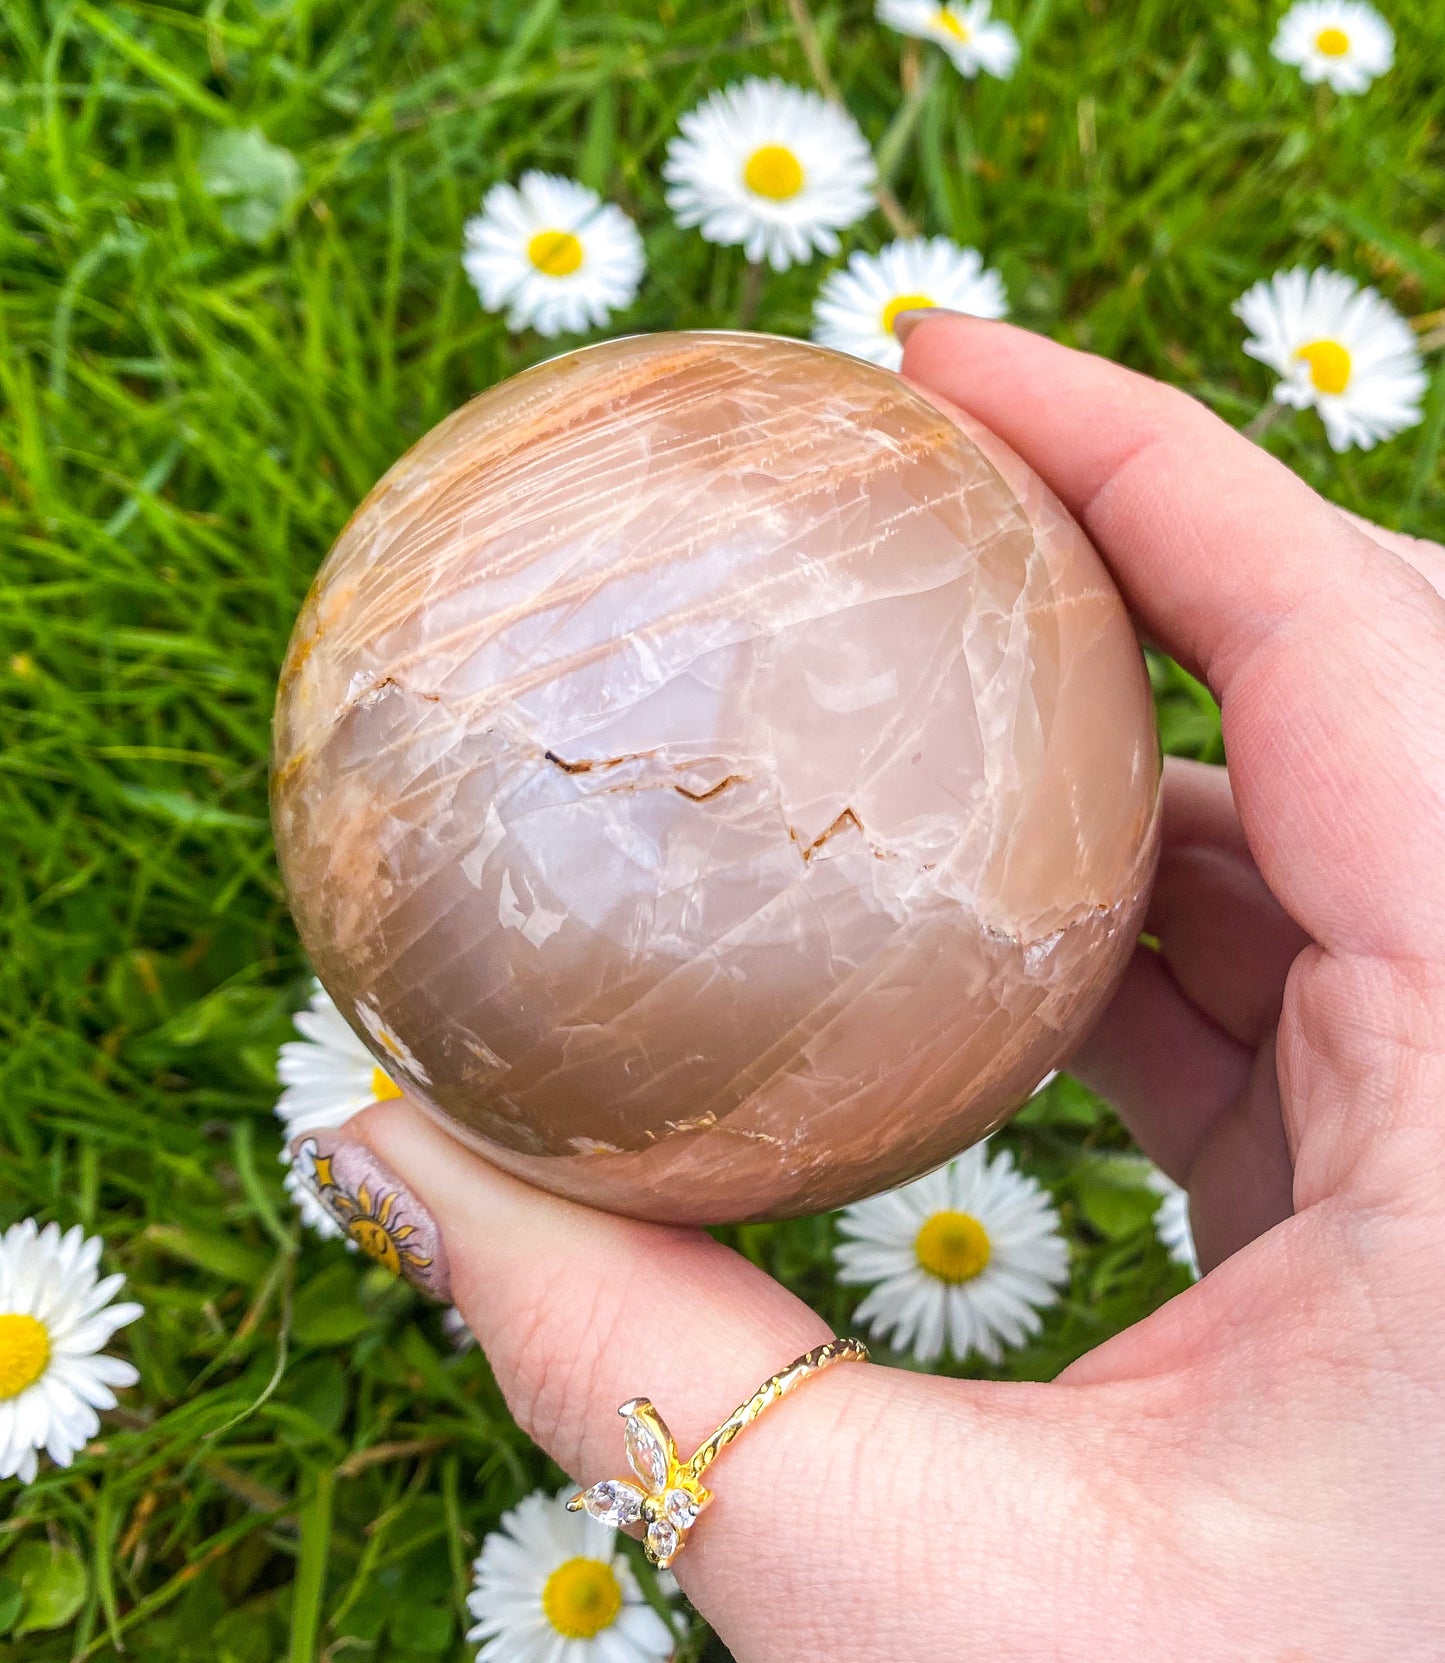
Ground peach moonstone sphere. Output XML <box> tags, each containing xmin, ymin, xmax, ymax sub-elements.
<box><xmin>272</xmin><ymin>332</ymin><xmax>1160</xmax><ymax>1225</ymax></box>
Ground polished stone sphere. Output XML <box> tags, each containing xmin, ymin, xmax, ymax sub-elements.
<box><xmin>272</xmin><ymin>332</ymin><xmax>1160</xmax><ymax>1224</ymax></box>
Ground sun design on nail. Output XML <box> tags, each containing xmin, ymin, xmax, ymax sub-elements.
<box><xmin>567</xmin><ymin>1399</ymin><xmax>712</xmax><ymax>1568</ymax></box>
<box><xmin>293</xmin><ymin>1137</ymin><xmax>434</xmax><ymax>1281</ymax></box>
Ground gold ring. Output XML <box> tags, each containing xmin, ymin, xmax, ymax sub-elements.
<box><xmin>566</xmin><ymin>1337</ymin><xmax>868</xmax><ymax>1567</ymax></box>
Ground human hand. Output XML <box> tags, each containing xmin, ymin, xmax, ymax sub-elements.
<box><xmin>337</xmin><ymin>315</ymin><xmax>1445</xmax><ymax>1660</ymax></box>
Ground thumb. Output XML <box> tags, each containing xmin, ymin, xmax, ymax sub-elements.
<box><xmin>317</xmin><ymin>1100</ymin><xmax>1137</xmax><ymax>1661</ymax></box>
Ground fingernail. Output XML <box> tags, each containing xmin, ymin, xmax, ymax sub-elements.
<box><xmin>891</xmin><ymin>305</ymin><xmax>984</xmax><ymax>346</ymax></box>
<box><xmin>890</xmin><ymin>306</ymin><xmax>941</xmax><ymax>345</ymax></box>
<box><xmin>288</xmin><ymin>1128</ymin><xmax>451</xmax><ymax>1301</ymax></box>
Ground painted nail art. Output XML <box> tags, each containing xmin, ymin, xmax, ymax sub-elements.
<box><xmin>288</xmin><ymin>1130</ymin><xmax>450</xmax><ymax>1301</ymax></box>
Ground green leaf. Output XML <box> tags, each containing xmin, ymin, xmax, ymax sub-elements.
<box><xmin>290</xmin><ymin>1263</ymin><xmax>375</xmax><ymax>1347</ymax></box>
<box><xmin>148</xmin><ymin>1224</ymin><xmax>273</xmax><ymax>1284</ymax></box>
<box><xmin>276</xmin><ymin>1356</ymin><xmax>349</xmax><ymax>1437</ymax></box>
<box><xmin>7</xmin><ymin>1540</ymin><xmax>88</xmax><ymax>1635</ymax></box>
<box><xmin>1074</xmin><ymin>1162</ymin><xmax>1160</xmax><ymax>1240</ymax></box>
<box><xmin>1158</xmin><ymin>699</ymin><xmax>1223</xmax><ymax>756</ymax></box>
<box><xmin>213</xmin><ymin>1606</ymin><xmax>286</xmax><ymax>1663</ymax></box>
<box><xmin>113</xmin><ymin>783</ymin><xmax>266</xmax><ymax>831</ymax></box>
<box><xmin>197</xmin><ymin>129</ymin><xmax>302</xmax><ymax>245</ymax></box>
<box><xmin>1015</xmin><ymin>1072</ymin><xmax>1105</xmax><ymax>1130</ymax></box>
<box><xmin>387</xmin><ymin>1599</ymin><xmax>454</xmax><ymax>1651</ymax></box>
<box><xmin>160</xmin><ymin>985</ymin><xmax>279</xmax><ymax>1049</ymax></box>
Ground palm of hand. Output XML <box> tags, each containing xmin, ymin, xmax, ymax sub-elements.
<box><xmin>358</xmin><ymin>320</ymin><xmax>1445</xmax><ymax>1661</ymax></box>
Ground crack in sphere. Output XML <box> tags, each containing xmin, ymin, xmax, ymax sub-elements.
<box><xmin>271</xmin><ymin>332</ymin><xmax>1161</xmax><ymax>1225</ymax></box>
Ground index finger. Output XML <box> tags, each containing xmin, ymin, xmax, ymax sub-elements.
<box><xmin>900</xmin><ymin>314</ymin><xmax>1445</xmax><ymax>964</ymax></box>
<box><xmin>350</xmin><ymin>1101</ymin><xmax>1100</xmax><ymax>1663</ymax></box>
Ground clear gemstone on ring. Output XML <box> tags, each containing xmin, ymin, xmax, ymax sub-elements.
<box><xmin>624</xmin><ymin>1413</ymin><xmax>671</xmax><ymax>1489</ymax></box>
<box><xmin>646</xmin><ymin>1519</ymin><xmax>680</xmax><ymax>1563</ymax></box>
<box><xmin>583</xmin><ymin>1478</ymin><xmax>645</xmax><ymax>1527</ymax></box>
<box><xmin>664</xmin><ymin>1488</ymin><xmax>700</xmax><ymax>1530</ymax></box>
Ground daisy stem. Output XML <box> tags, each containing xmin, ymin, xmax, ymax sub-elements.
<box><xmin>877</xmin><ymin>56</ymin><xmax>939</xmax><ymax>183</ymax></box>
<box><xmin>738</xmin><ymin>258</ymin><xmax>766</xmax><ymax>328</ymax></box>
<box><xmin>785</xmin><ymin>0</ymin><xmax>843</xmax><ymax>104</ymax></box>
<box><xmin>787</xmin><ymin>0</ymin><xmax>917</xmax><ymax>236</ymax></box>
<box><xmin>1243</xmin><ymin>398</ymin><xmax>1287</xmax><ymax>443</ymax></box>
<box><xmin>876</xmin><ymin>185</ymin><xmax>918</xmax><ymax>240</ymax></box>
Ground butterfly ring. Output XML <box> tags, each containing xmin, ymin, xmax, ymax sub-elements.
<box><xmin>566</xmin><ymin>1337</ymin><xmax>869</xmax><ymax>1567</ymax></box>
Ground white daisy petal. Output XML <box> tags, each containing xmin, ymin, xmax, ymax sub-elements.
<box><xmin>663</xmin><ymin>77</ymin><xmax>876</xmax><ymax>272</ymax></box>
<box><xmin>877</xmin><ymin>0</ymin><xmax>1020</xmax><ymax>80</ymax></box>
<box><xmin>1147</xmin><ymin>1167</ymin><xmax>1201</xmax><ymax>1279</ymax></box>
<box><xmin>463</xmin><ymin>172</ymin><xmax>645</xmax><ymax>339</ymax></box>
<box><xmin>1271</xmin><ymin>1</ymin><xmax>1393</xmax><ymax>94</ymax></box>
<box><xmin>274</xmin><ymin>981</ymin><xmax>408</xmax><ymax>1239</ymax></box>
<box><xmin>911</xmin><ymin>1281</ymin><xmax>949</xmax><ymax>1362</ymax></box>
<box><xmin>467</xmin><ymin>1487</ymin><xmax>678</xmax><ymax>1663</ymax></box>
<box><xmin>58</xmin><ymin>1303</ymin><xmax>144</xmax><ymax>1354</ymax></box>
<box><xmin>1234</xmin><ymin>266</ymin><xmax>1425</xmax><ymax>452</ymax></box>
<box><xmin>0</xmin><ymin>1221</ymin><xmax>142</xmax><ymax>1487</ymax></box>
<box><xmin>814</xmin><ymin>235</ymin><xmax>1007</xmax><ymax>369</ymax></box>
<box><xmin>834</xmin><ymin>1142</ymin><xmax>1069</xmax><ymax>1367</ymax></box>
<box><xmin>442</xmin><ymin>1304</ymin><xmax>479</xmax><ymax>1353</ymax></box>
<box><xmin>284</xmin><ymin>1162</ymin><xmax>348</xmax><ymax>1243</ymax></box>
<box><xmin>77</xmin><ymin>1271</ymin><xmax>130</xmax><ymax>1321</ymax></box>
<box><xmin>276</xmin><ymin>980</ymin><xmax>399</xmax><ymax>1135</ymax></box>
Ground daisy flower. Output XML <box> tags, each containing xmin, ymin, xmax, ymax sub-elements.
<box><xmin>1147</xmin><ymin>1169</ymin><xmax>1200</xmax><ymax>1279</ymax></box>
<box><xmin>813</xmin><ymin>236</ymin><xmax>1007</xmax><ymax>370</ymax></box>
<box><xmin>663</xmin><ymin>78</ymin><xmax>876</xmax><ymax>271</ymax></box>
<box><xmin>0</xmin><ymin>1220</ymin><xmax>142</xmax><ymax>1485</ymax></box>
<box><xmin>834</xmin><ymin>1144</ymin><xmax>1069</xmax><ymax>1365</ymax></box>
<box><xmin>285</xmin><ymin>1136</ymin><xmax>347</xmax><ymax>1245</ymax></box>
<box><xmin>442</xmin><ymin>1304</ymin><xmax>478</xmax><ymax>1353</ymax></box>
<box><xmin>1234</xmin><ymin>266</ymin><xmax>1426</xmax><ymax>451</ymax></box>
<box><xmin>285</xmin><ymin>1162</ymin><xmax>345</xmax><ymax>1241</ymax></box>
<box><xmin>466</xmin><ymin>1486</ymin><xmax>678</xmax><ymax>1663</ymax></box>
<box><xmin>277</xmin><ymin>980</ymin><xmax>403</xmax><ymax>1138</ymax></box>
<box><xmin>463</xmin><ymin>172</ymin><xmax>645</xmax><ymax>338</ymax></box>
<box><xmin>877</xmin><ymin>0</ymin><xmax>1020</xmax><ymax>79</ymax></box>
<box><xmin>1271</xmin><ymin>1</ymin><xmax>1394</xmax><ymax>94</ymax></box>
<box><xmin>276</xmin><ymin>980</ymin><xmax>403</xmax><ymax>1240</ymax></box>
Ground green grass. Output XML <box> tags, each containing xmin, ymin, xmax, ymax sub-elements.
<box><xmin>0</xmin><ymin>0</ymin><xmax>1441</xmax><ymax>1655</ymax></box>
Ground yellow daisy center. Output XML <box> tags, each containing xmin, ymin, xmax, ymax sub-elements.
<box><xmin>1296</xmin><ymin>337</ymin><xmax>1352</xmax><ymax>395</ymax></box>
<box><xmin>527</xmin><ymin>229</ymin><xmax>585</xmax><ymax>278</ymax></box>
<box><xmin>915</xmin><ymin>1210</ymin><xmax>992</xmax><ymax>1283</ymax></box>
<box><xmin>1315</xmin><ymin>26</ymin><xmax>1350</xmax><ymax>55</ymax></box>
<box><xmin>934</xmin><ymin>9</ymin><xmax>971</xmax><ymax>41</ymax></box>
<box><xmin>743</xmin><ymin>145</ymin><xmax>805</xmax><ymax>201</ymax></box>
<box><xmin>541</xmin><ymin>1556</ymin><xmax>623</xmax><ymax>1639</ymax></box>
<box><xmin>882</xmin><ymin>292</ymin><xmax>935</xmax><ymax>334</ymax></box>
<box><xmin>0</xmin><ymin>1313</ymin><xmax>51</xmax><ymax>1400</ymax></box>
<box><xmin>370</xmin><ymin>1066</ymin><xmax>403</xmax><ymax>1102</ymax></box>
